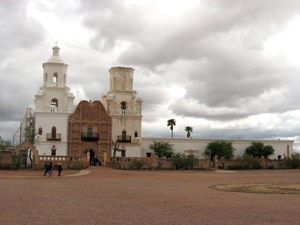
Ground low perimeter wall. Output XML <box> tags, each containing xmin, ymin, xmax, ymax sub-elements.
<box><xmin>106</xmin><ymin>156</ymin><xmax>293</xmax><ymax>170</ymax></box>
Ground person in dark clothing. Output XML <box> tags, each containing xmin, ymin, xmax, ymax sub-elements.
<box><xmin>57</xmin><ymin>163</ymin><xmax>63</xmax><ymax>176</ymax></box>
<box><xmin>43</xmin><ymin>161</ymin><xmax>51</xmax><ymax>176</ymax></box>
<box><xmin>94</xmin><ymin>157</ymin><xmax>99</xmax><ymax>166</ymax></box>
<box><xmin>48</xmin><ymin>162</ymin><xmax>53</xmax><ymax>176</ymax></box>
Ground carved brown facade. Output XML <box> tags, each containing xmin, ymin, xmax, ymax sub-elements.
<box><xmin>68</xmin><ymin>100</ymin><xmax>112</xmax><ymax>162</ymax></box>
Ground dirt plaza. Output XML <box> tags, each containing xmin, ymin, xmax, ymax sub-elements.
<box><xmin>0</xmin><ymin>168</ymin><xmax>299</xmax><ymax>225</ymax></box>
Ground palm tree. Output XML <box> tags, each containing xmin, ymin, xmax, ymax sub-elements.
<box><xmin>167</xmin><ymin>119</ymin><xmax>176</xmax><ymax>138</ymax></box>
<box><xmin>245</xmin><ymin>141</ymin><xmax>275</xmax><ymax>159</ymax></box>
<box><xmin>185</xmin><ymin>126</ymin><xmax>193</xmax><ymax>138</ymax></box>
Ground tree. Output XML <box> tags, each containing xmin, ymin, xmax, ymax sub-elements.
<box><xmin>0</xmin><ymin>136</ymin><xmax>11</xmax><ymax>150</ymax></box>
<box><xmin>167</xmin><ymin>119</ymin><xmax>176</xmax><ymax>138</ymax></box>
<box><xmin>25</xmin><ymin>127</ymin><xmax>35</xmax><ymax>144</ymax></box>
<box><xmin>245</xmin><ymin>142</ymin><xmax>275</xmax><ymax>159</ymax></box>
<box><xmin>204</xmin><ymin>140</ymin><xmax>235</xmax><ymax>160</ymax></box>
<box><xmin>149</xmin><ymin>141</ymin><xmax>174</xmax><ymax>159</ymax></box>
<box><xmin>185</xmin><ymin>126</ymin><xmax>193</xmax><ymax>138</ymax></box>
<box><xmin>11</xmin><ymin>152</ymin><xmax>25</xmax><ymax>169</ymax></box>
<box><xmin>112</xmin><ymin>140</ymin><xmax>122</xmax><ymax>157</ymax></box>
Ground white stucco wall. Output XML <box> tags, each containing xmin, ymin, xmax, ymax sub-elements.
<box><xmin>141</xmin><ymin>138</ymin><xmax>294</xmax><ymax>159</ymax></box>
<box><xmin>35</xmin><ymin>112</ymin><xmax>69</xmax><ymax>156</ymax></box>
<box><xmin>113</xmin><ymin>146</ymin><xmax>142</xmax><ymax>157</ymax></box>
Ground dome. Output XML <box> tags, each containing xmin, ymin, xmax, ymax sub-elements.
<box><xmin>47</xmin><ymin>56</ymin><xmax>64</xmax><ymax>63</ymax></box>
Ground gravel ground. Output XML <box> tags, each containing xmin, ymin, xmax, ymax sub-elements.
<box><xmin>0</xmin><ymin>168</ymin><xmax>299</xmax><ymax>225</ymax></box>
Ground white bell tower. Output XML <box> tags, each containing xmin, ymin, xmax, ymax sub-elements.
<box><xmin>34</xmin><ymin>45</ymin><xmax>75</xmax><ymax>156</ymax></box>
<box><xmin>102</xmin><ymin>67</ymin><xmax>143</xmax><ymax>157</ymax></box>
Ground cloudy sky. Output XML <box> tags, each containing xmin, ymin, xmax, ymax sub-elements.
<box><xmin>1</xmin><ymin>0</ymin><xmax>300</xmax><ymax>151</ymax></box>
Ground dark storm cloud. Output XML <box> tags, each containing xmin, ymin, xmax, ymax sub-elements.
<box><xmin>77</xmin><ymin>0</ymin><xmax>300</xmax><ymax>127</ymax></box>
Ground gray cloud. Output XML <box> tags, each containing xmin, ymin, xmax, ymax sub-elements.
<box><xmin>1</xmin><ymin>0</ymin><xmax>300</xmax><ymax>152</ymax></box>
<box><xmin>0</xmin><ymin>0</ymin><xmax>45</xmax><ymax>140</ymax></box>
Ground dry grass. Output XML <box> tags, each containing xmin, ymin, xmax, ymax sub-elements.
<box><xmin>212</xmin><ymin>183</ymin><xmax>300</xmax><ymax>194</ymax></box>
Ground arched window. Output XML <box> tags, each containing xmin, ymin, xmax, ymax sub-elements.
<box><xmin>50</xmin><ymin>98</ymin><xmax>58</xmax><ymax>112</ymax></box>
<box><xmin>53</xmin><ymin>73</ymin><xmax>58</xmax><ymax>86</ymax></box>
<box><xmin>122</xmin><ymin>130</ymin><xmax>126</xmax><ymax>140</ymax></box>
<box><xmin>51</xmin><ymin>126</ymin><xmax>56</xmax><ymax>139</ymax></box>
<box><xmin>134</xmin><ymin>131</ymin><xmax>138</xmax><ymax>138</ymax></box>
<box><xmin>38</xmin><ymin>127</ymin><xmax>42</xmax><ymax>135</ymax></box>
<box><xmin>51</xmin><ymin>145</ymin><xmax>56</xmax><ymax>156</ymax></box>
<box><xmin>120</xmin><ymin>101</ymin><xmax>126</xmax><ymax>110</ymax></box>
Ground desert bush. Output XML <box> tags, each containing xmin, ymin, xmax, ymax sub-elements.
<box><xmin>171</xmin><ymin>153</ymin><xmax>197</xmax><ymax>170</ymax></box>
<box><xmin>128</xmin><ymin>159</ymin><xmax>145</xmax><ymax>170</ymax></box>
<box><xmin>286</xmin><ymin>154</ymin><xmax>300</xmax><ymax>169</ymax></box>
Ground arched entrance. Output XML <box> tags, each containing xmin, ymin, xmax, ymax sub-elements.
<box><xmin>85</xmin><ymin>149</ymin><xmax>95</xmax><ymax>166</ymax></box>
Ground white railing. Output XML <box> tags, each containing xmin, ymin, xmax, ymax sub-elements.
<box><xmin>111</xmin><ymin>109</ymin><xmax>137</xmax><ymax>116</ymax></box>
<box><xmin>38</xmin><ymin>107</ymin><xmax>69</xmax><ymax>113</ymax></box>
<box><xmin>39</xmin><ymin>156</ymin><xmax>67</xmax><ymax>161</ymax></box>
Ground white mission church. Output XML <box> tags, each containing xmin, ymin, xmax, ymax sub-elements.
<box><xmin>29</xmin><ymin>46</ymin><xmax>293</xmax><ymax>161</ymax></box>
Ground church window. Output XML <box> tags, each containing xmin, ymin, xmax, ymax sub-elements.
<box><xmin>51</xmin><ymin>126</ymin><xmax>56</xmax><ymax>139</ymax></box>
<box><xmin>38</xmin><ymin>127</ymin><xmax>42</xmax><ymax>135</ymax></box>
<box><xmin>120</xmin><ymin>101</ymin><xmax>126</xmax><ymax>110</ymax></box>
<box><xmin>87</xmin><ymin>128</ymin><xmax>93</xmax><ymax>137</ymax></box>
<box><xmin>53</xmin><ymin>73</ymin><xmax>58</xmax><ymax>86</ymax></box>
<box><xmin>134</xmin><ymin>131</ymin><xmax>138</xmax><ymax>138</ymax></box>
<box><xmin>50</xmin><ymin>99</ymin><xmax>58</xmax><ymax>112</ymax></box>
<box><xmin>51</xmin><ymin>145</ymin><xmax>57</xmax><ymax>156</ymax></box>
<box><xmin>122</xmin><ymin>130</ymin><xmax>127</xmax><ymax>141</ymax></box>
<box><xmin>121</xmin><ymin>150</ymin><xmax>126</xmax><ymax>157</ymax></box>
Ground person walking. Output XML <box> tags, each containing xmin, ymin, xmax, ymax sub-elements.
<box><xmin>48</xmin><ymin>162</ymin><xmax>53</xmax><ymax>176</ymax></box>
<box><xmin>43</xmin><ymin>161</ymin><xmax>52</xmax><ymax>176</ymax></box>
<box><xmin>57</xmin><ymin>163</ymin><xmax>63</xmax><ymax>176</ymax></box>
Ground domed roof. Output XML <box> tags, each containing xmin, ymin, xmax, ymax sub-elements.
<box><xmin>47</xmin><ymin>56</ymin><xmax>64</xmax><ymax>63</ymax></box>
<box><xmin>46</xmin><ymin>46</ymin><xmax>64</xmax><ymax>64</ymax></box>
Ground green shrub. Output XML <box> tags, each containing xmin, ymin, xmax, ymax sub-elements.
<box><xmin>11</xmin><ymin>152</ymin><xmax>26</xmax><ymax>170</ymax></box>
<box><xmin>227</xmin><ymin>164</ymin><xmax>243</xmax><ymax>170</ymax></box>
<box><xmin>0</xmin><ymin>164</ymin><xmax>12</xmax><ymax>170</ymax></box>
<box><xmin>69</xmin><ymin>161</ymin><xmax>84</xmax><ymax>170</ymax></box>
<box><xmin>128</xmin><ymin>159</ymin><xmax>145</xmax><ymax>170</ymax></box>
<box><xmin>171</xmin><ymin>153</ymin><xmax>197</xmax><ymax>170</ymax></box>
<box><xmin>286</xmin><ymin>154</ymin><xmax>300</xmax><ymax>169</ymax></box>
<box><xmin>267</xmin><ymin>165</ymin><xmax>275</xmax><ymax>169</ymax></box>
<box><xmin>242</xmin><ymin>154</ymin><xmax>262</xmax><ymax>169</ymax></box>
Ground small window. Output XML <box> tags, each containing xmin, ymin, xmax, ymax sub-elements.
<box><xmin>51</xmin><ymin>145</ymin><xmax>57</xmax><ymax>156</ymax></box>
<box><xmin>50</xmin><ymin>99</ymin><xmax>58</xmax><ymax>112</ymax></box>
<box><xmin>87</xmin><ymin>128</ymin><xmax>93</xmax><ymax>137</ymax></box>
<box><xmin>51</xmin><ymin>126</ymin><xmax>56</xmax><ymax>139</ymax></box>
<box><xmin>146</xmin><ymin>152</ymin><xmax>152</xmax><ymax>157</ymax></box>
<box><xmin>51</xmin><ymin>98</ymin><xmax>58</xmax><ymax>107</ymax></box>
<box><xmin>122</xmin><ymin>130</ymin><xmax>126</xmax><ymax>140</ymax></box>
<box><xmin>134</xmin><ymin>131</ymin><xmax>138</xmax><ymax>138</ymax></box>
<box><xmin>38</xmin><ymin>127</ymin><xmax>42</xmax><ymax>135</ymax></box>
<box><xmin>53</xmin><ymin>73</ymin><xmax>58</xmax><ymax>86</ymax></box>
<box><xmin>120</xmin><ymin>101</ymin><xmax>126</xmax><ymax>110</ymax></box>
<box><xmin>121</xmin><ymin>150</ymin><xmax>126</xmax><ymax>157</ymax></box>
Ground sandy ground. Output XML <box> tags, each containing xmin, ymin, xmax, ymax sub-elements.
<box><xmin>0</xmin><ymin>168</ymin><xmax>299</xmax><ymax>225</ymax></box>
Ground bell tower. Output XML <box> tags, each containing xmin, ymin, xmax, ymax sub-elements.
<box><xmin>34</xmin><ymin>45</ymin><xmax>75</xmax><ymax>156</ymax></box>
<box><xmin>102</xmin><ymin>67</ymin><xmax>143</xmax><ymax>157</ymax></box>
